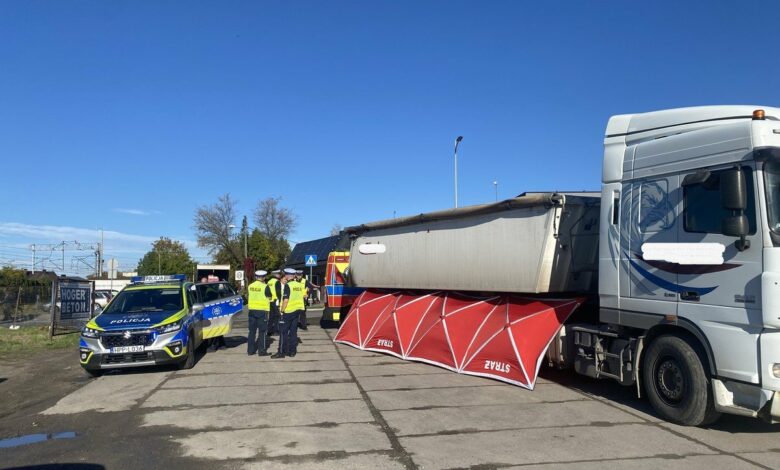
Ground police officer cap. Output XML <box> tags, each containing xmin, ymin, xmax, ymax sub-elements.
<box><xmin>283</xmin><ymin>268</ymin><xmax>297</xmax><ymax>275</ymax></box>
<box><xmin>255</xmin><ymin>270</ymin><xmax>267</xmax><ymax>277</ymax></box>
<box><xmin>271</xmin><ymin>270</ymin><xmax>280</xmax><ymax>274</ymax></box>
<box><xmin>296</xmin><ymin>270</ymin><xmax>303</xmax><ymax>275</ymax></box>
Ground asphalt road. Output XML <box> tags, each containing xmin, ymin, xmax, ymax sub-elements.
<box><xmin>2</xmin><ymin>309</ymin><xmax>779</xmax><ymax>469</ymax></box>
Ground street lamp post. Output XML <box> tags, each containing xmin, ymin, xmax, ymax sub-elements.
<box><xmin>493</xmin><ymin>180</ymin><xmax>498</xmax><ymax>202</ymax></box>
<box><xmin>454</xmin><ymin>136</ymin><xmax>463</xmax><ymax>208</ymax></box>
<box><xmin>229</xmin><ymin>223</ymin><xmax>248</xmax><ymax>259</ymax></box>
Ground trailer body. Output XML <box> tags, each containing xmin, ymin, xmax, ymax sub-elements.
<box><xmin>346</xmin><ymin>193</ymin><xmax>599</xmax><ymax>294</ymax></box>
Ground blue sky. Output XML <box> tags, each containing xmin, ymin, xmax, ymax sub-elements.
<box><xmin>1</xmin><ymin>1</ymin><xmax>779</xmax><ymax>274</ymax></box>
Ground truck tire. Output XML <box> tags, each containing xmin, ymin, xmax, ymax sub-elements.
<box><xmin>643</xmin><ymin>334</ymin><xmax>720</xmax><ymax>426</ymax></box>
<box><xmin>320</xmin><ymin>306</ymin><xmax>332</xmax><ymax>328</ymax></box>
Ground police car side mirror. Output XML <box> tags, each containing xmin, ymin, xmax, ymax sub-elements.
<box><xmin>192</xmin><ymin>303</ymin><xmax>205</xmax><ymax>314</ymax></box>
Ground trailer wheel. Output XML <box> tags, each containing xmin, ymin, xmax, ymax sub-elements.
<box><xmin>643</xmin><ymin>334</ymin><xmax>720</xmax><ymax>426</ymax></box>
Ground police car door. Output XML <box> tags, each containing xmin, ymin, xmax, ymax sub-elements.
<box><xmin>187</xmin><ymin>284</ymin><xmax>203</xmax><ymax>347</ymax></box>
<box><xmin>200</xmin><ymin>282</ymin><xmax>243</xmax><ymax>339</ymax></box>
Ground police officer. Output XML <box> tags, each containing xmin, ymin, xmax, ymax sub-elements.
<box><xmin>267</xmin><ymin>270</ymin><xmax>282</xmax><ymax>336</ymax></box>
<box><xmin>247</xmin><ymin>270</ymin><xmax>271</xmax><ymax>357</ymax></box>
<box><xmin>272</xmin><ymin>268</ymin><xmax>305</xmax><ymax>358</ymax></box>
<box><xmin>296</xmin><ymin>270</ymin><xmax>309</xmax><ymax>331</ymax></box>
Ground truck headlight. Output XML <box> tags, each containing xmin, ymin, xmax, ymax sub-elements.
<box><xmin>159</xmin><ymin>320</ymin><xmax>183</xmax><ymax>334</ymax></box>
<box><xmin>82</xmin><ymin>327</ymin><xmax>99</xmax><ymax>338</ymax></box>
<box><xmin>773</xmin><ymin>363</ymin><xmax>780</xmax><ymax>379</ymax></box>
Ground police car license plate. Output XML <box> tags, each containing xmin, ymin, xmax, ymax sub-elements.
<box><xmin>111</xmin><ymin>346</ymin><xmax>144</xmax><ymax>353</ymax></box>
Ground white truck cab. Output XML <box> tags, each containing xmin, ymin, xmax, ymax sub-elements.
<box><xmin>594</xmin><ymin>105</ymin><xmax>780</xmax><ymax>424</ymax></box>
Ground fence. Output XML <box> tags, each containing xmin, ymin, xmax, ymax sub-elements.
<box><xmin>0</xmin><ymin>285</ymin><xmax>53</xmax><ymax>326</ymax></box>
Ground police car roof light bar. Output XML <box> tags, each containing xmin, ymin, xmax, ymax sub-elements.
<box><xmin>131</xmin><ymin>274</ymin><xmax>187</xmax><ymax>284</ymax></box>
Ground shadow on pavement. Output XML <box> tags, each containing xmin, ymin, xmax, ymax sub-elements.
<box><xmin>7</xmin><ymin>465</ymin><xmax>104</xmax><ymax>470</ymax></box>
<box><xmin>540</xmin><ymin>366</ymin><xmax>780</xmax><ymax>432</ymax></box>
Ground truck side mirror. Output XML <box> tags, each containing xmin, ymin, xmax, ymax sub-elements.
<box><xmin>720</xmin><ymin>167</ymin><xmax>750</xmax><ymax>251</ymax></box>
<box><xmin>722</xmin><ymin>215</ymin><xmax>748</xmax><ymax>237</ymax></box>
<box><xmin>721</xmin><ymin>168</ymin><xmax>747</xmax><ymax>210</ymax></box>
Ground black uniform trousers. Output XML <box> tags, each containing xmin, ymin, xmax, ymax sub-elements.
<box><xmin>247</xmin><ymin>309</ymin><xmax>269</xmax><ymax>354</ymax></box>
<box><xmin>277</xmin><ymin>311</ymin><xmax>301</xmax><ymax>356</ymax></box>
<box><xmin>268</xmin><ymin>302</ymin><xmax>280</xmax><ymax>335</ymax></box>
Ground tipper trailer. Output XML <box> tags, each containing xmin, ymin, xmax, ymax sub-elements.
<box><xmin>338</xmin><ymin>105</ymin><xmax>780</xmax><ymax>426</ymax></box>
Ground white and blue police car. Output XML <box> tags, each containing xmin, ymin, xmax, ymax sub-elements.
<box><xmin>79</xmin><ymin>275</ymin><xmax>243</xmax><ymax>376</ymax></box>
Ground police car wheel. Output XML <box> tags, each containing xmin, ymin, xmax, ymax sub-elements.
<box><xmin>177</xmin><ymin>332</ymin><xmax>196</xmax><ymax>370</ymax></box>
<box><xmin>84</xmin><ymin>368</ymin><xmax>103</xmax><ymax>378</ymax></box>
<box><xmin>178</xmin><ymin>347</ymin><xmax>195</xmax><ymax>370</ymax></box>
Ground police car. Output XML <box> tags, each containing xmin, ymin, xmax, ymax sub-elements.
<box><xmin>79</xmin><ymin>275</ymin><xmax>243</xmax><ymax>376</ymax></box>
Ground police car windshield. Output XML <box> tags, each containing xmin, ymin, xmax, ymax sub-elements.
<box><xmin>101</xmin><ymin>288</ymin><xmax>183</xmax><ymax>315</ymax></box>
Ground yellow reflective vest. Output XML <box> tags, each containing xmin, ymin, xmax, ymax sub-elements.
<box><xmin>286</xmin><ymin>280</ymin><xmax>306</xmax><ymax>312</ymax></box>
<box><xmin>267</xmin><ymin>277</ymin><xmax>279</xmax><ymax>303</ymax></box>
<box><xmin>247</xmin><ymin>280</ymin><xmax>271</xmax><ymax>310</ymax></box>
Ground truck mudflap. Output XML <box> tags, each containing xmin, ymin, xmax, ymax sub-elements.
<box><xmin>334</xmin><ymin>289</ymin><xmax>584</xmax><ymax>389</ymax></box>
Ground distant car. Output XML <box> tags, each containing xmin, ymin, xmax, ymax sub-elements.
<box><xmin>93</xmin><ymin>291</ymin><xmax>111</xmax><ymax>308</ymax></box>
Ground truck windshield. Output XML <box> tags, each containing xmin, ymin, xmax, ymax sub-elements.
<box><xmin>765</xmin><ymin>161</ymin><xmax>780</xmax><ymax>232</ymax></box>
<box><xmin>101</xmin><ymin>288</ymin><xmax>183</xmax><ymax>315</ymax></box>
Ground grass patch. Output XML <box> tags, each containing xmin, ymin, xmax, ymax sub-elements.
<box><xmin>0</xmin><ymin>326</ymin><xmax>78</xmax><ymax>359</ymax></box>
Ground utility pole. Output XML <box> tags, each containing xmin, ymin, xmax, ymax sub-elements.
<box><xmin>31</xmin><ymin>244</ymin><xmax>35</xmax><ymax>274</ymax></box>
<box><xmin>98</xmin><ymin>228</ymin><xmax>104</xmax><ymax>278</ymax></box>
<box><xmin>241</xmin><ymin>215</ymin><xmax>249</xmax><ymax>259</ymax></box>
<box><xmin>62</xmin><ymin>244</ymin><xmax>65</xmax><ymax>275</ymax></box>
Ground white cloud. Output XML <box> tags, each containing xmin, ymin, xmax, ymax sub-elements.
<box><xmin>112</xmin><ymin>208</ymin><xmax>163</xmax><ymax>216</ymax></box>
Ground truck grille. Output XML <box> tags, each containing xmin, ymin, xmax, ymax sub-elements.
<box><xmin>99</xmin><ymin>332</ymin><xmax>154</xmax><ymax>349</ymax></box>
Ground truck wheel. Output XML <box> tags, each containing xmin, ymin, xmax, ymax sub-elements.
<box><xmin>320</xmin><ymin>306</ymin><xmax>330</xmax><ymax>328</ymax></box>
<box><xmin>643</xmin><ymin>334</ymin><xmax>720</xmax><ymax>426</ymax></box>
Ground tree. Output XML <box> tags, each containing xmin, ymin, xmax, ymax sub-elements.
<box><xmin>194</xmin><ymin>193</ymin><xmax>242</xmax><ymax>264</ymax></box>
<box><xmin>214</xmin><ymin>229</ymin><xmax>291</xmax><ymax>271</ymax></box>
<box><xmin>330</xmin><ymin>224</ymin><xmax>343</xmax><ymax>236</ymax></box>
<box><xmin>0</xmin><ymin>267</ymin><xmax>31</xmax><ymax>287</ymax></box>
<box><xmin>137</xmin><ymin>238</ymin><xmax>196</xmax><ymax>278</ymax></box>
<box><xmin>253</xmin><ymin>197</ymin><xmax>298</xmax><ymax>241</ymax></box>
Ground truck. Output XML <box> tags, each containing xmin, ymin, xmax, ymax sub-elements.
<box><xmin>196</xmin><ymin>264</ymin><xmax>231</xmax><ymax>283</ymax></box>
<box><xmin>339</xmin><ymin>105</ymin><xmax>780</xmax><ymax>426</ymax></box>
<box><xmin>320</xmin><ymin>251</ymin><xmax>364</xmax><ymax>327</ymax></box>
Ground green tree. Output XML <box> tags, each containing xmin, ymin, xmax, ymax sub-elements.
<box><xmin>137</xmin><ymin>238</ymin><xmax>196</xmax><ymax>278</ymax></box>
<box><xmin>0</xmin><ymin>267</ymin><xmax>30</xmax><ymax>287</ymax></box>
<box><xmin>213</xmin><ymin>229</ymin><xmax>291</xmax><ymax>271</ymax></box>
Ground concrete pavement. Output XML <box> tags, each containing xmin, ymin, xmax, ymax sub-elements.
<box><xmin>2</xmin><ymin>316</ymin><xmax>779</xmax><ymax>469</ymax></box>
